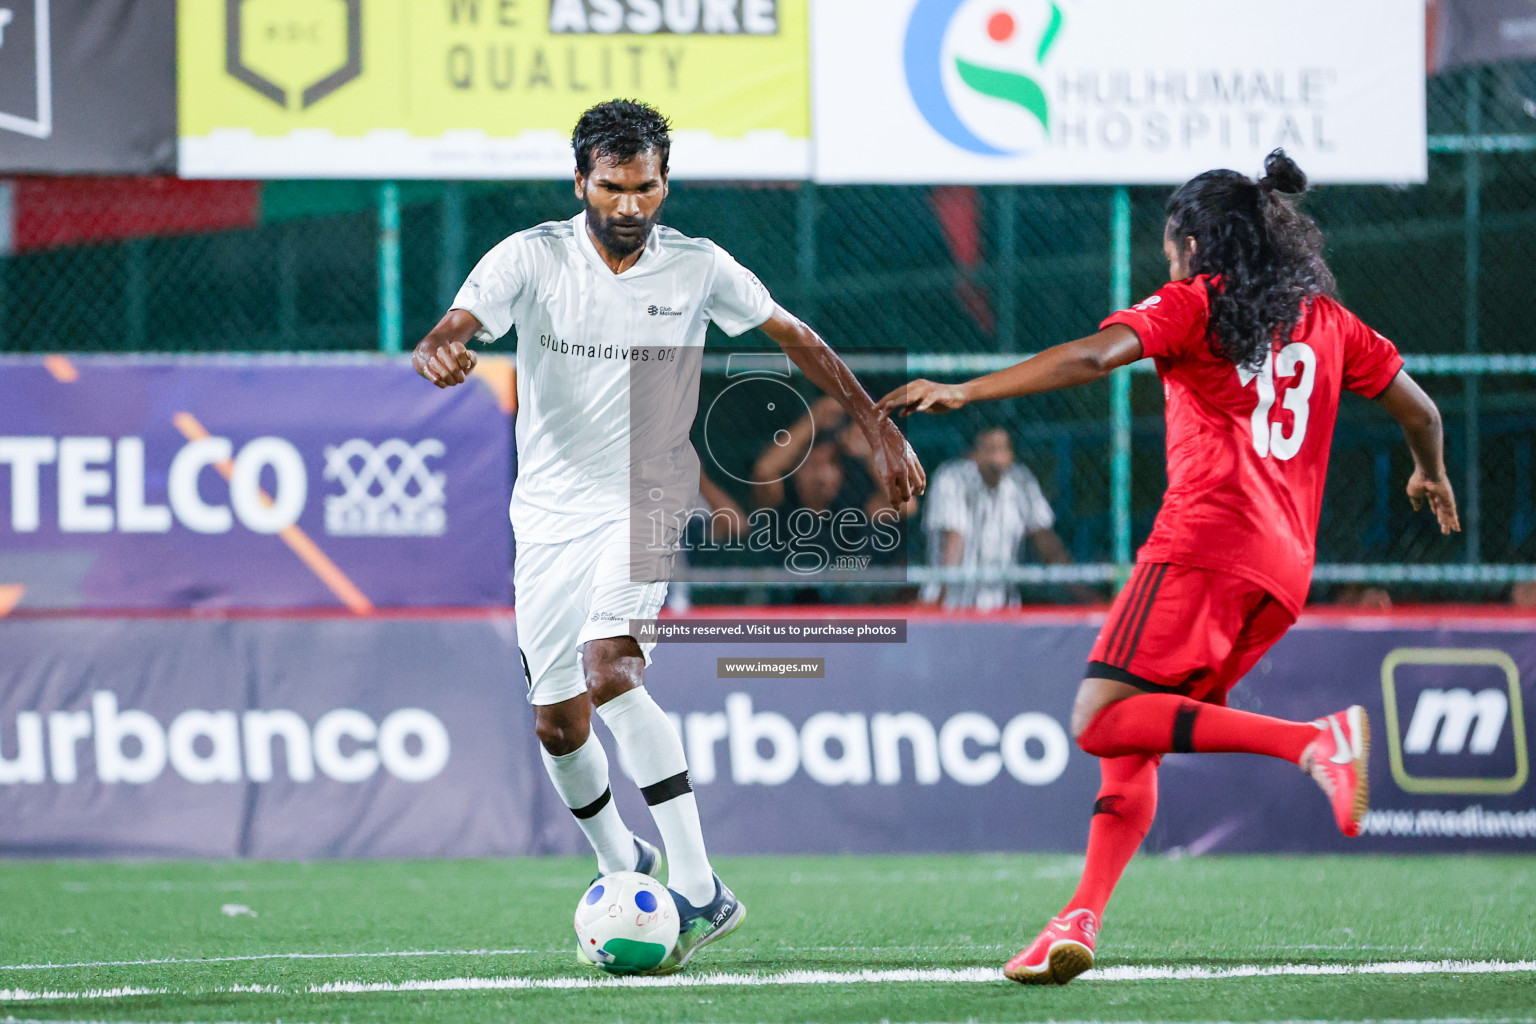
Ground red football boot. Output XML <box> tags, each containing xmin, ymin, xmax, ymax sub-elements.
<box><xmin>1004</xmin><ymin>908</ymin><xmax>1098</xmax><ymax>985</ymax></box>
<box><xmin>1303</xmin><ymin>705</ymin><xmax>1370</xmax><ymax>837</ymax></box>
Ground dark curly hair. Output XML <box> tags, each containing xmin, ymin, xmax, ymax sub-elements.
<box><xmin>1165</xmin><ymin>149</ymin><xmax>1337</xmax><ymax>371</ymax></box>
<box><xmin>572</xmin><ymin>99</ymin><xmax>672</xmax><ymax>177</ymax></box>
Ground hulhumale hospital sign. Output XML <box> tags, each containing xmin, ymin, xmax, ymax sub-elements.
<box><xmin>812</xmin><ymin>0</ymin><xmax>1427</xmax><ymax>184</ymax></box>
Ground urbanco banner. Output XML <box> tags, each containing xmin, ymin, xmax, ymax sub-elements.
<box><xmin>1</xmin><ymin>614</ymin><xmax>1530</xmax><ymax>858</ymax></box>
<box><xmin>812</xmin><ymin>0</ymin><xmax>1427</xmax><ymax>185</ymax></box>
<box><xmin>177</xmin><ymin>0</ymin><xmax>810</xmax><ymax>180</ymax></box>
<box><xmin>0</xmin><ymin>356</ymin><xmax>511</xmax><ymax>610</ymax></box>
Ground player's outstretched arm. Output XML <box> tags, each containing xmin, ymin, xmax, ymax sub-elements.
<box><xmin>412</xmin><ymin>309</ymin><xmax>482</xmax><ymax>388</ymax></box>
<box><xmin>1375</xmin><ymin>371</ymin><xmax>1461</xmax><ymax>535</ymax></box>
<box><xmin>878</xmin><ymin>325</ymin><xmax>1143</xmax><ymax>416</ymax></box>
<box><xmin>756</xmin><ymin>306</ymin><xmax>926</xmax><ymax>505</ymax></box>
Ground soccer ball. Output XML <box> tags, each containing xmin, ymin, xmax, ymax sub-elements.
<box><xmin>574</xmin><ymin>871</ymin><xmax>679</xmax><ymax>975</ymax></box>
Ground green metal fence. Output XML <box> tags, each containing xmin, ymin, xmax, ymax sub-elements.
<box><xmin>3</xmin><ymin>64</ymin><xmax>1534</xmax><ymax>601</ymax></box>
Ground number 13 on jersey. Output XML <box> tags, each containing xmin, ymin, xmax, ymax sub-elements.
<box><xmin>1238</xmin><ymin>342</ymin><xmax>1317</xmax><ymax>460</ymax></box>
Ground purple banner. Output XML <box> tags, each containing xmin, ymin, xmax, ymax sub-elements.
<box><xmin>1</xmin><ymin>613</ymin><xmax>1531</xmax><ymax>858</ymax></box>
<box><xmin>0</xmin><ymin>356</ymin><xmax>511</xmax><ymax>609</ymax></box>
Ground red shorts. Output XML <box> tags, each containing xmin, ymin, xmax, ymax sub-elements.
<box><xmin>1086</xmin><ymin>562</ymin><xmax>1296</xmax><ymax>705</ymax></box>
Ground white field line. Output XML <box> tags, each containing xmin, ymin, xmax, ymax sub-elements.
<box><xmin>0</xmin><ymin>949</ymin><xmax>538</xmax><ymax>971</ymax></box>
<box><xmin>2</xmin><ymin>959</ymin><xmax>1535</xmax><ymax>1002</ymax></box>
<box><xmin>0</xmin><ymin>942</ymin><xmax>1454</xmax><ymax>971</ymax></box>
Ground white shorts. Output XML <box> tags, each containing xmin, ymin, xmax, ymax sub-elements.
<box><xmin>513</xmin><ymin>519</ymin><xmax>669</xmax><ymax>706</ymax></box>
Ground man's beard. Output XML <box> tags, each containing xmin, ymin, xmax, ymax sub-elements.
<box><xmin>585</xmin><ymin>194</ymin><xmax>661</xmax><ymax>258</ymax></box>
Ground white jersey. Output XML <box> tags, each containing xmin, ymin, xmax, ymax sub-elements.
<box><xmin>453</xmin><ymin>212</ymin><xmax>774</xmax><ymax>543</ymax></box>
<box><xmin>922</xmin><ymin>459</ymin><xmax>1055</xmax><ymax>610</ymax></box>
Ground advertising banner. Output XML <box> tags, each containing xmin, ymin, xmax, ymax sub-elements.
<box><xmin>1433</xmin><ymin>0</ymin><xmax>1536</xmax><ymax>70</ymax></box>
<box><xmin>0</xmin><ymin>356</ymin><xmax>511</xmax><ymax>610</ymax></box>
<box><xmin>177</xmin><ymin>0</ymin><xmax>810</xmax><ymax>180</ymax></box>
<box><xmin>0</xmin><ymin>618</ymin><xmax>540</xmax><ymax>858</ymax></box>
<box><xmin>812</xmin><ymin>0</ymin><xmax>1428</xmax><ymax>185</ymax></box>
<box><xmin>0</xmin><ymin>0</ymin><xmax>176</xmax><ymax>173</ymax></box>
<box><xmin>1</xmin><ymin>614</ymin><xmax>1530</xmax><ymax>858</ymax></box>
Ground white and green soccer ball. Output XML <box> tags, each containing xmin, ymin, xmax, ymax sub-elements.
<box><xmin>574</xmin><ymin>871</ymin><xmax>679</xmax><ymax>975</ymax></box>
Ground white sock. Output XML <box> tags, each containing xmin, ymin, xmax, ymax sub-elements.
<box><xmin>539</xmin><ymin>736</ymin><xmax>636</xmax><ymax>877</ymax></box>
<box><xmin>597</xmin><ymin>686</ymin><xmax>715</xmax><ymax>907</ymax></box>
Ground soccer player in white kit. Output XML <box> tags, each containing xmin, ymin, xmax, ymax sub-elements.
<box><xmin>413</xmin><ymin>100</ymin><xmax>926</xmax><ymax>974</ymax></box>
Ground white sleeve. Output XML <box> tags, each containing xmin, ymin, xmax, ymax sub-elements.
<box><xmin>451</xmin><ymin>235</ymin><xmax>533</xmax><ymax>343</ymax></box>
<box><xmin>922</xmin><ymin>462</ymin><xmax>970</xmax><ymax>535</ymax></box>
<box><xmin>705</xmin><ymin>243</ymin><xmax>775</xmax><ymax>337</ymax></box>
<box><xmin>1014</xmin><ymin>466</ymin><xmax>1056</xmax><ymax>533</ymax></box>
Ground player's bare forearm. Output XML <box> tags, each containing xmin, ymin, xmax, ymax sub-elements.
<box><xmin>758</xmin><ymin>307</ymin><xmax>882</xmax><ymax>429</ymax></box>
<box><xmin>967</xmin><ymin>327</ymin><xmax>1142</xmax><ymax>403</ymax></box>
<box><xmin>1376</xmin><ymin>371</ymin><xmax>1445</xmax><ymax>474</ymax></box>
<box><xmin>1376</xmin><ymin>371</ymin><xmax>1461</xmax><ymax>533</ymax></box>
<box><xmin>878</xmin><ymin>326</ymin><xmax>1142</xmax><ymax>415</ymax></box>
<box><xmin>758</xmin><ymin>306</ymin><xmax>926</xmax><ymax>503</ymax></box>
<box><xmin>413</xmin><ymin>309</ymin><xmax>482</xmax><ymax>387</ymax></box>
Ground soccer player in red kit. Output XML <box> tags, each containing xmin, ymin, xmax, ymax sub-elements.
<box><xmin>880</xmin><ymin>150</ymin><xmax>1460</xmax><ymax>985</ymax></box>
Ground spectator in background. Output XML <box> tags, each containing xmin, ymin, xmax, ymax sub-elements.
<box><xmin>752</xmin><ymin>395</ymin><xmax>916</xmax><ymax>519</ymax></box>
<box><xmin>750</xmin><ymin>397</ymin><xmax>915</xmax><ymax>602</ymax></box>
<box><xmin>923</xmin><ymin>426</ymin><xmax>1081</xmax><ymax>610</ymax></box>
<box><xmin>1511</xmin><ymin>581</ymin><xmax>1536</xmax><ymax>608</ymax></box>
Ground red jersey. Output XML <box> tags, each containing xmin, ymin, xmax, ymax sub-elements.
<box><xmin>1101</xmin><ymin>275</ymin><xmax>1404</xmax><ymax>615</ymax></box>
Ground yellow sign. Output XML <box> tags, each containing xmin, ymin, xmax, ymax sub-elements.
<box><xmin>179</xmin><ymin>0</ymin><xmax>809</xmax><ymax>179</ymax></box>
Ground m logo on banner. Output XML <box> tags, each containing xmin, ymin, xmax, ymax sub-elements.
<box><xmin>1380</xmin><ymin>648</ymin><xmax>1530</xmax><ymax>796</ymax></box>
<box><xmin>0</xmin><ymin>0</ymin><xmax>51</xmax><ymax>139</ymax></box>
<box><xmin>225</xmin><ymin>0</ymin><xmax>362</xmax><ymax>110</ymax></box>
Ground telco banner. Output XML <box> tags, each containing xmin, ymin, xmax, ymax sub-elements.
<box><xmin>0</xmin><ymin>357</ymin><xmax>511</xmax><ymax>610</ymax></box>
<box><xmin>177</xmin><ymin>0</ymin><xmax>810</xmax><ymax>180</ymax></box>
<box><xmin>0</xmin><ymin>0</ymin><xmax>176</xmax><ymax>172</ymax></box>
<box><xmin>812</xmin><ymin>0</ymin><xmax>1427</xmax><ymax>184</ymax></box>
<box><xmin>1</xmin><ymin>615</ymin><xmax>1530</xmax><ymax>857</ymax></box>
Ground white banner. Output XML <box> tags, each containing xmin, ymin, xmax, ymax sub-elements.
<box><xmin>812</xmin><ymin>0</ymin><xmax>1427</xmax><ymax>184</ymax></box>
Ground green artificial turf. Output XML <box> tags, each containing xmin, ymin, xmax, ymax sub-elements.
<box><xmin>1</xmin><ymin>853</ymin><xmax>1533</xmax><ymax>1023</ymax></box>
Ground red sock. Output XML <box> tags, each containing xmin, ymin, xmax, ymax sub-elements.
<box><xmin>1077</xmin><ymin>694</ymin><xmax>1317</xmax><ymax>764</ymax></box>
<box><xmin>1066</xmin><ymin>754</ymin><xmax>1159</xmax><ymax>919</ymax></box>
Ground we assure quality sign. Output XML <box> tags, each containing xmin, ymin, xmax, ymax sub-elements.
<box><xmin>178</xmin><ymin>0</ymin><xmax>810</xmax><ymax>179</ymax></box>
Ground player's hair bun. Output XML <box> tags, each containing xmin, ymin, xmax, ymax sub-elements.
<box><xmin>1259</xmin><ymin>149</ymin><xmax>1309</xmax><ymax>195</ymax></box>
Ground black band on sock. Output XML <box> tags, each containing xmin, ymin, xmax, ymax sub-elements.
<box><xmin>1172</xmin><ymin>704</ymin><xmax>1200</xmax><ymax>754</ymax></box>
<box><xmin>640</xmin><ymin>770</ymin><xmax>692</xmax><ymax>806</ymax></box>
<box><xmin>1092</xmin><ymin>795</ymin><xmax>1124</xmax><ymax>818</ymax></box>
<box><xmin>571</xmin><ymin>787</ymin><xmax>612</xmax><ymax>820</ymax></box>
